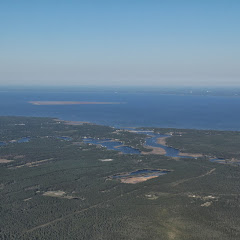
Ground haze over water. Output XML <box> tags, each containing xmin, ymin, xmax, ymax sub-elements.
<box><xmin>1</xmin><ymin>87</ymin><xmax>240</xmax><ymax>131</ymax></box>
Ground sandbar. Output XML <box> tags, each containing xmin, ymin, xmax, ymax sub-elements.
<box><xmin>157</xmin><ymin>137</ymin><xmax>169</xmax><ymax>146</ymax></box>
<box><xmin>141</xmin><ymin>146</ymin><xmax>166</xmax><ymax>155</ymax></box>
<box><xmin>120</xmin><ymin>176</ymin><xmax>158</xmax><ymax>184</ymax></box>
<box><xmin>99</xmin><ymin>159</ymin><xmax>113</xmax><ymax>162</ymax></box>
<box><xmin>54</xmin><ymin>119</ymin><xmax>90</xmax><ymax>125</ymax></box>
<box><xmin>178</xmin><ymin>152</ymin><xmax>203</xmax><ymax>157</ymax></box>
<box><xmin>0</xmin><ymin>159</ymin><xmax>13</xmax><ymax>163</ymax></box>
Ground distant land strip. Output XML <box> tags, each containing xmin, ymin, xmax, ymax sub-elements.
<box><xmin>29</xmin><ymin>101</ymin><xmax>125</xmax><ymax>105</ymax></box>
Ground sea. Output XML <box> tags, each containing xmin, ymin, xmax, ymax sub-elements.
<box><xmin>1</xmin><ymin>86</ymin><xmax>240</xmax><ymax>131</ymax></box>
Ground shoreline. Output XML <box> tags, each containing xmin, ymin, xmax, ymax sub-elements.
<box><xmin>157</xmin><ymin>137</ymin><xmax>169</xmax><ymax>146</ymax></box>
<box><xmin>157</xmin><ymin>136</ymin><xmax>203</xmax><ymax>158</ymax></box>
<box><xmin>54</xmin><ymin>118</ymin><xmax>208</xmax><ymax>158</ymax></box>
<box><xmin>141</xmin><ymin>146</ymin><xmax>166</xmax><ymax>155</ymax></box>
<box><xmin>178</xmin><ymin>152</ymin><xmax>203</xmax><ymax>158</ymax></box>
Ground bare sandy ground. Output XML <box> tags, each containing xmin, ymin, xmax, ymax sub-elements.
<box><xmin>120</xmin><ymin>175</ymin><xmax>159</xmax><ymax>184</ymax></box>
<box><xmin>29</xmin><ymin>101</ymin><xmax>124</xmax><ymax>105</ymax></box>
<box><xmin>43</xmin><ymin>191</ymin><xmax>66</xmax><ymax>197</ymax></box>
<box><xmin>157</xmin><ymin>137</ymin><xmax>203</xmax><ymax>158</ymax></box>
<box><xmin>10</xmin><ymin>158</ymin><xmax>53</xmax><ymax>169</ymax></box>
<box><xmin>141</xmin><ymin>146</ymin><xmax>166</xmax><ymax>155</ymax></box>
<box><xmin>13</xmin><ymin>155</ymin><xmax>25</xmax><ymax>159</ymax></box>
<box><xmin>157</xmin><ymin>137</ymin><xmax>169</xmax><ymax>145</ymax></box>
<box><xmin>178</xmin><ymin>152</ymin><xmax>203</xmax><ymax>157</ymax></box>
<box><xmin>54</xmin><ymin>119</ymin><xmax>90</xmax><ymax>125</ymax></box>
<box><xmin>64</xmin><ymin>121</ymin><xmax>89</xmax><ymax>125</ymax></box>
<box><xmin>43</xmin><ymin>190</ymin><xmax>79</xmax><ymax>200</ymax></box>
<box><xmin>128</xmin><ymin>130</ymin><xmax>154</xmax><ymax>133</ymax></box>
<box><xmin>99</xmin><ymin>159</ymin><xmax>113</xmax><ymax>162</ymax></box>
<box><xmin>0</xmin><ymin>159</ymin><xmax>13</xmax><ymax>163</ymax></box>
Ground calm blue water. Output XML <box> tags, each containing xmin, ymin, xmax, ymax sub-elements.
<box><xmin>0</xmin><ymin>137</ymin><xmax>30</xmax><ymax>146</ymax></box>
<box><xmin>145</xmin><ymin>134</ymin><xmax>193</xmax><ymax>158</ymax></box>
<box><xmin>83</xmin><ymin>138</ymin><xmax>141</xmax><ymax>154</ymax></box>
<box><xmin>83</xmin><ymin>134</ymin><xmax>190</xmax><ymax>157</ymax></box>
<box><xmin>56</xmin><ymin>136</ymin><xmax>73</xmax><ymax>141</ymax></box>
<box><xmin>83</xmin><ymin>133</ymin><xmax>227</xmax><ymax>162</ymax></box>
<box><xmin>1</xmin><ymin>87</ymin><xmax>240</xmax><ymax>130</ymax></box>
<box><xmin>17</xmin><ymin>137</ymin><xmax>30</xmax><ymax>143</ymax></box>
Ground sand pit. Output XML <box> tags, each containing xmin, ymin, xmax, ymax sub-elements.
<box><xmin>99</xmin><ymin>159</ymin><xmax>113</xmax><ymax>162</ymax></box>
<box><xmin>120</xmin><ymin>175</ymin><xmax>159</xmax><ymax>184</ymax></box>
<box><xmin>0</xmin><ymin>159</ymin><xmax>13</xmax><ymax>163</ymax></box>
<box><xmin>43</xmin><ymin>190</ymin><xmax>78</xmax><ymax>199</ymax></box>
<box><xmin>43</xmin><ymin>191</ymin><xmax>66</xmax><ymax>197</ymax></box>
<box><xmin>178</xmin><ymin>152</ymin><xmax>203</xmax><ymax>157</ymax></box>
<box><xmin>201</xmin><ymin>202</ymin><xmax>212</xmax><ymax>207</ymax></box>
<box><xmin>111</xmin><ymin>169</ymin><xmax>170</xmax><ymax>184</ymax></box>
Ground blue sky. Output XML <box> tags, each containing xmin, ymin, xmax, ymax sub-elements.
<box><xmin>0</xmin><ymin>0</ymin><xmax>239</xmax><ymax>86</ymax></box>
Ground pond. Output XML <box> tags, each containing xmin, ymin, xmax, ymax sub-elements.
<box><xmin>112</xmin><ymin>169</ymin><xmax>171</xmax><ymax>179</ymax></box>
<box><xmin>17</xmin><ymin>137</ymin><xmax>30</xmax><ymax>143</ymax></box>
<box><xmin>56</xmin><ymin>136</ymin><xmax>72</xmax><ymax>141</ymax></box>
<box><xmin>0</xmin><ymin>142</ymin><xmax>6</xmax><ymax>146</ymax></box>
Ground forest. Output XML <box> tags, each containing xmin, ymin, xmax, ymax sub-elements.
<box><xmin>1</xmin><ymin>116</ymin><xmax>240</xmax><ymax>240</ymax></box>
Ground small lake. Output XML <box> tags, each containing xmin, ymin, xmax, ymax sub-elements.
<box><xmin>56</xmin><ymin>136</ymin><xmax>72</xmax><ymax>141</ymax></box>
<box><xmin>17</xmin><ymin>137</ymin><xmax>30</xmax><ymax>143</ymax></box>
<box><xmin>0</xmin><ymin>136</ymin><xmax>72</xmax><ymax>147</ymax></box>
<box><xmin>0</xmin><ymin>137</ymin><xmax>31</xmax><ymax>146</ymax></box>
